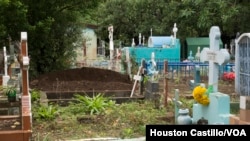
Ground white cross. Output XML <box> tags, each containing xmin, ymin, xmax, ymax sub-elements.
<box><xmin>200</xmin><ymin>26</ymin><xmax>230</xmax><ymax>92</ymax></box>
<box><xmin>130</xmin><ymin>66</ymin><xmax>142</xmax><ymax>97</ymax></box>
<box><xmin>131</xmin><ymin>38</ymin><xmax>135</xmax><ymax>47</ymax></box>
<box><xmin>3</xmin><ymin>46</ymin><xmax>8</xmax><ymax>76</ymax></box>
<box><xmin>108</xmin><ymin>25</ymin><xmax>114</xmax><ymax>60</ymax></box>
<box><xmin>139</xmin><ymin>33</ymin><xmax>141</xmax><ymax>45</ymax></box>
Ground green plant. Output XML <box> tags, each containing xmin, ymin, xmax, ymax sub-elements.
<box><xmin>143</xmin><ymin>75</ymin><xmax>150</xmax><ymax>85</ymax></box>
<box><xmin>0</xmin><ymin>85</ymin><xmax>17</xmax><ymax>102</ymax></box>
<box><xmin>66</xmin><ymin>101</ymin><xmax>86</xmax><ymax>115</ymax></box>
<box><xmin>33</xmin><ymin>104</ymin><xmax>59</xmax><ymax>121</ymax></box>
<box><xmin>174</xmin><ymin>76</ymin><xmax>180</xmax><ymax>84</ymax></box>
<box><xmin>120</xmin><ymin>128</ymin><xmax>134</xmax><ymax>139</ymax></box>
<box><xmin>0</xmin><ymin>85</ymin><xmax>17</xmax><ymax>97</ymax></box>
<box><xmin>30</xmin><ymin>89</ymin><xmax>41</xmax><ymax>103</ymax></box>
<box><xmin>35</xmin><ymin>133</ymin><xmax>50</xmax><ymax>141</ymax></box>
<box><xmin>73</xmin><ymin>93</ymin><xmax>116</xmax><ymax>115</ymax></box>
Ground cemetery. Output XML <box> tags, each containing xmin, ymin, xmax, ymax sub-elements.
<box><xmin>0</xmin><ymin>25</ymin><xmax>249</xmax><ymax>140</ymax></box>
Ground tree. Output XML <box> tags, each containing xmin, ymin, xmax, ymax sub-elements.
<box><xmin>0</xmin><ymin>0</ymin><xmax>29</xmax><ymax>45</ymax></box>
<box><xmin>95</xmin><ymin>0</ymin><xmax>242</xmax><ymax>47</ymax></box>
<box><xmin>0</xmin><ymin>0</ymin><xmax>100</xmax><ymax>78</ymax></box>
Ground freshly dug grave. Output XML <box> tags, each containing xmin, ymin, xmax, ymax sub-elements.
<box><xmin>30</xmin><ymin>67</ymin><xmax>133</xmax><ymax>92</ymax></box>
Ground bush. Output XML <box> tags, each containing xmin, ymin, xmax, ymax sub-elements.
<box><xmin>33</xmin><ymin>104</ymin><xmax>59</xmax><ymax>121</ymax></box>
<box><xmin>70</xmin><ymin>93</ymin><xmax>116</xmax><ymax>115</ymax></box>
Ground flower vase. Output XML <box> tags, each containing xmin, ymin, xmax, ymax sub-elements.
<box><xmin>7</xmin><ymin>91</ymin><xmax>17</xmax><ymax>102</ymax></box>
<box><xmin>177</xmin><ymin>109</ymin><xmax>192</xmax><ymax>125</ymax></box>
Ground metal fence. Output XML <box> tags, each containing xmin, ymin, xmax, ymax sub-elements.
<box><xmin>235</xmin><ymin>33</ymin><xmax>250</xmax><ymax>96</ymax></box>
<box><xmin>156</xmin><ymin>61</ymin><xmax>235</xmax><ymax>81</ymax></box>
<box><xmin>78</xmin><ymin>58</ymin><xmax>235</xmax><ymax>82</ymax></box>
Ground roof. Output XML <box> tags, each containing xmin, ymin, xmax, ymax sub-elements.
<box><xmin>148</xmin><ymin>36</ymin><xmax>173</xmax><ymax>47</ymax></box>
<box><xmin>186</xmin><ymin>37</ymin><xmax>223</xmax><ymax>46</ymax></box>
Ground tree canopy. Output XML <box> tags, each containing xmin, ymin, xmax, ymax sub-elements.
<box><xmin>0</xmin><ymin>0</ymin><xmax>100</xmax><ymax>78</ymax></box>
<box><xmin>0</xmin><ymin>0</ymin><xmax>249</xmax><ymax>78</ymax></box>
<box><xmin>95</xmin><ymin>0</ymin><xmax>248</xmax><ymax>47</ymax></box>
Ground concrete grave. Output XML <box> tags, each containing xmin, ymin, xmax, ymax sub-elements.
<box><xmin>234</xmin><ymin>32</ymin><xmax>250</xmax><ymax>124</ymax></box>
<box><xmin>192</xmin><ymin>26</ymin><xmax>231</xmax><ymax>124</ymax></box>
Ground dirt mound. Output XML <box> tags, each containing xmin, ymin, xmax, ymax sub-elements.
<box><xmin>30</xmin><ymin>67</ymin><xmax>133</xmax><ymax>91</ymax></box>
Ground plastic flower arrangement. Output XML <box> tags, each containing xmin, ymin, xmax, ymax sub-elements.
<box><xmin>222</xmin><ymin>72</ymin><xmax>235</xmax><ymax>82</ymax></box>
<box><xmin>192</xmin><ymin>85</ymin><xmax>212</xmax><ymax>106</ymax></box>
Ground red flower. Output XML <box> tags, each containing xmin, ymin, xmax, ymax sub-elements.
<box><xmin>222</xmin><ymin>72</ymin><xmax>235</xmax><ymax>82</ymax></box>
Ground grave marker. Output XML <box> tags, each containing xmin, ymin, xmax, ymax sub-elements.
<box><xmin>189</xmin><ymin>65</ymin><xmax>201</xmax><ymax>90</ymax></box>
<box><xmin>235</xmin><ymin>32</ymin><xmax>250</xmax><ymax>124</ymax></box>
<box><xmin>131</xmin><ymin>38</ymin><xmax>135</xmax><ymax>47</ymax></box>
<box><xmin>2</xmin><ymin>46</ymin><xmax>10</xmax><ymax>86</ymax></box>
<box><xmin>20</xmin><ymin>32</ymin><xmax>32</xmax><ymax>132</ymax></box>
<box><xmin>187</xmin><ymin>51</ymin><xmax>194</xmax><ymax>61</ymax></box>
<box><xmin>195</xmin><ymin>46</ymin><xmax>200</xmax><ymax>61</ymax></box>
<box><xmin>130</xmin><ymin>66</ymin><xmax>143</xmax><ymax>97</ymax></box>
<box><xmin>108</xmin><ymin>25</ymin><xmax>114</xmax><ymax>60</ymax></box>
<box><xmin>200</xmin><ymin>26</ymin><xmax>230</xmax><ymax>92</ymax></box>
<box><xmin>193</xmin><ymin>26</ymin><xmax>231</xmax><ymax>124</ymax></box>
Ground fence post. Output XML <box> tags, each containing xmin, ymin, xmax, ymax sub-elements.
<box><xmin>139</xmin><ymin>59</ymin><xmax>146</xmax><ymax>95</ymax></box>
<box><xmin>20</xmin><ymin>32</ymin><xmax>32</xmax><ymax>140</ymax></box>
<box><xmin>164</xmin><ymin>60</ymin><xmax>168</xmax><ymax>107</ymax></box>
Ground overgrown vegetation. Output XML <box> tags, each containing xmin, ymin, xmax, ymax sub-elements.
<box><xmin>68</xmin><ymin>93</ymin><xmax>116</xmax><ymax>115</ymax></box>
<box><xmin>31</xmin><ymin>93</ymin><xmax>172</xmax><ymax>141</ymax></box>
<box><xmin>30</xmin><ymin>80</ymin><xmax>238</xmax><ymax>141</ymax></box>
<box><xmin>31</xmin><ymin>89</ymin><xmax>41</xmax><ymax>103</ymax></box>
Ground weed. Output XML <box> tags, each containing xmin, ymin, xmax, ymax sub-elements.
<box><xmin>32</xmin><ymin>100</ymin><xmax>170</xmax><ymax>140</ymax></box>
<box><xmin>120</xmin><ymin>128</ymin><xmax>134</xmax><ymax>139</ymax></box>
<box><xmin>33</xmin><ymin>104</ymin><xmax>59</xmax><ymax>121</ymax></box>
<box><xmin>30</xmin><ymin>89</ymin><xmax>41</xmax><ymax>103</ymax></box>
<box><xmin>72</xmin><ymin>93</ymin><xmax>116</xmax><ymax>115</ymax></box>
<box><xmin>34</xmin><ymin>133</ymin><xmax>50</xmax><ymax>141</ymax></box>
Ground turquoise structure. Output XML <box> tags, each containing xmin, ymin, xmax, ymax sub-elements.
<box><xmin>122</xmin><ymin>36</ymin><xmax>181</xmax><ymax>64</ymax></box>
<box><xmin>192</xmin><ymin>92</ymin><xmax>230</xmax><ymax>124</ymax></box>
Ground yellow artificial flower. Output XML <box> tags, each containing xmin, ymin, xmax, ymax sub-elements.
<box><xmin>192</xmin><ymin>85</ymin><xmax>210</xmax><ymax>106</ymax></box>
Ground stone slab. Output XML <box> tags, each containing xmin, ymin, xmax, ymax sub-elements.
<box><xmin>193</xmin><ymin>92</ymin><xmax>230</xmax><ymax>124</ymax></box>
<box><xmin>239</xmin><ymin>109</ymin><xmax>250</xmax><ymax>122</ymax></box>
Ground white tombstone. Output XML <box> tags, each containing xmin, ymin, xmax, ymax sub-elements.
<box><xmin>130</xmin><ymin>66</ymin><xmax>142</xmax><ymax>97</ymax></box>
<box><xmin>200</xmin><ymin>26</ymin><xmax>230</xmax><ymax>92</ymax></box>
<box><xmin>172</xmin><ymin>23</ymin><xmax>178</xmax><ymax>40</ymax></box>
<box><xmin>2</xmin><ymin>46</ymin><xmax>10</xmax><ymax>86</ymax></box>
<box><xmin>195</xmin><ymin>46</ymin><xmax>200</xmax><ymax>61</ymax></box>
<box><xmin>193</xmin><ymin>26</ymin><xmax>231</xmax><ymax>124</ymax></box>
<box><xmin>101</xmin><ymin>40</ymin><xmax>105</xmax><ymax>56</ymax></box>
<box><xmin>108</xmin><ymin>25</ymin><xmax>114</xmax><ymax>60</ymax></box>
<box><xmin>131</xmin><ymin>38</ymin><xmax>135</xmax><ymax>47</ymax></box>
<box><xmin>139</xmin><ymin>33</ymin><xmax>141</xmax><ymax>45</ymax></box>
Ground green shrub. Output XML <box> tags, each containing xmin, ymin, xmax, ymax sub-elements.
<box><xmin>73</xmin><ymin>93</ymin><xmax>116</xmax><ymax>115</ymax></box>
<box><xmin>30</xmin><ymin>89</ymin><xmax>41</xmax><ymax>103</ymax></box>
<box><xmin>33</xmin><ymin>104</ymin><xmax>59</xmax><ymax>121</ymax></box>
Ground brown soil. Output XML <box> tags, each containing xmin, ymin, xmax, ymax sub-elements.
<box><xmin>30</xmin><ymin>67</ymin><xmax>133</xmax><ymax>92</ymax></box>
<box><xmin>165</xmin><ymin>77</ymin><xmax>236</xmax><ymax>99</ymax></box>
<box><xmin>29</xmin><ymin>67</ymin><xmax>236</xmax><ymax>98</ymax></box>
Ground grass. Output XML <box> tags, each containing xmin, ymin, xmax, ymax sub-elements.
<box><xmin>30</xmin><ymin>78</ymin><xmax>239</xmax><ymax>141</ymax></box>
<box><xmin>31</xmin><ymin>93</ymin><xmax>174</xmax><ymax>141</ymax></box>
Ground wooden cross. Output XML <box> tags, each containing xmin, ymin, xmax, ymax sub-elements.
<box><xmin>130</xmin><ymin>66</ymin><xmax>143</xmax><ymax>97</ymax></box>
<box><xmin>200</xmin><ymin>26</ymin><xmax>230</xmax><ymax>92</ymax></box>
<box><xmin>20</xmin><ymin>32</ymin><xmax>32</xmax><ymax>137</ymax></box>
